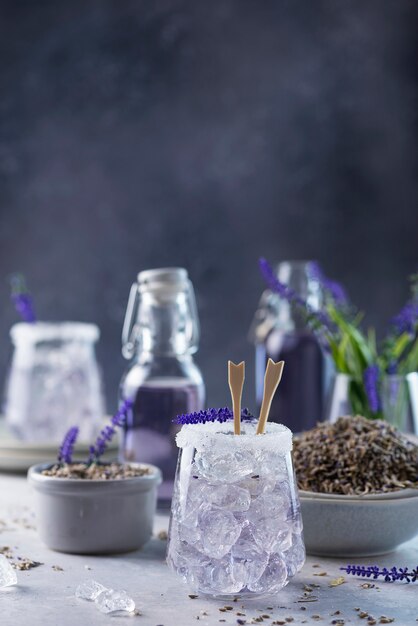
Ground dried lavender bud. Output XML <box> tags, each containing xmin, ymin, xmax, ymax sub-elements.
<box><xmin>293</xmin><ymin>415</ymin><xmax>418</xmax><ymax>495</ymax></box>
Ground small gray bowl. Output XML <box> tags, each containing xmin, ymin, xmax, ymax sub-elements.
<box><xmin>300</xmin><ymin>488</ymin><xmax>418</xmax><ymax>557</ymax></box>
<box><xmin>28</xmin><ymin>462</ymin><xmax>162</xmax><ymax>555</ymax></box>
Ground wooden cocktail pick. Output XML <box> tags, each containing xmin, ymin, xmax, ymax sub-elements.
<box><xmin>228</xmin><ymin>361</ymin><xmax>245</xmax><ymax>435</ymax></box>
<box><xmin>256</xmin><ymin>359</ymin><xmax>285</xmax><ymax>435</ymax></box>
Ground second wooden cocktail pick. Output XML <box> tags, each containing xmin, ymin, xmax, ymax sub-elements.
<box><xmin>228</xmin><ymin>361</ymin><xmax>245</xmax><ymax>435</ymax></box>
<box><xmin>256</xmin><ymin>358</ymin><xmax>285</xmax><ymax>434</ymax></box>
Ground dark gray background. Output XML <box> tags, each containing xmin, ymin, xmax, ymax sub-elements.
<box><xmin>0</xmin><ymin>0</ymin><xmax>417</xmax><ymax>412</ymax></box>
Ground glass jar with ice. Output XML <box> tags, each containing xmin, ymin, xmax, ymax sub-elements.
<box><xmin>167</xmin><ymin>360</ymin><xmax>305</xmax><ymax>597</ymax></box>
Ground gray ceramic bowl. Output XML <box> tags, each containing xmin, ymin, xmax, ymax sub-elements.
<box><xmin>300</xmin><ymin>488</ymin><xmax>418</xmax><ymax>557</ymax></box>
<box><xmin>28</xmin><ymin>462</ymin><xmax>162</xmax><ymax>555</ymax></box>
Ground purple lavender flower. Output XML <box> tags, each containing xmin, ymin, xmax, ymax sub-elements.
<box><xmin>387</xmin><ymin>360</ymin><xmax>398</xmax><ymax>375</ymax></box>
<box><xmin>57</xmin><ymin>426</ymin><xmax>79</xmax><ymax>464</ymax></box>
<box><xmin>259</xmin><ymin>257</ymin><xmax>335</xmax><ymax>335</ymax></box>
<box><xmin>88</xmin><ymin>399</ymin><xmax>133</xmax><ymax>463</ymax></box>
<box><xmin>10</xmin><ymin>274</ymin><xmax>36</xmax><ymax>323</ymax></box>
<box><xmin>391</xmin><ymin>299</ymin><xmax>418</xmax><ymax>336</ymax></box>
<box><xmin>259</xmin><ymin>257</ymin><xmax>305</xmax><ymax>307</ymax></box>
<box><xmin>308</xmin><ymin>262</ymin><xmax>348</xmax><ymax>307</ymax></box>
<box><xmin>174</xmin><ymin>407</ymin><xmax>256</xmax><ymax>426</ymax></box>
<box><xmin>363</xmin><ymin>365</ymin><xmax>381</xmax><ymax>413</ymax></box>
<box><xmin>341</xmin><ymin>564</ymin><xmax>418</xmax><ymax>583</ymax></box>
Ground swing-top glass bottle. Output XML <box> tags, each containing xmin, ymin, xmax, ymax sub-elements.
<box><xmin>119</xmin><ymin>268</ymin><xmax>205</xmax><ymax>502</ymax></box>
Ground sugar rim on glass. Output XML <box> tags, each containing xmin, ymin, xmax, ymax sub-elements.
<box><xmin>176</xmin><ymin>421</ymin><xmax>292</xmax><ymax>453</ymax></box>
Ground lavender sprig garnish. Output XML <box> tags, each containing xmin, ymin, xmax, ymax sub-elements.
<box><xmin>308</xmin><ymin>261</ymin><xmax>348</xmax><ymax>307</ymax></box>
<box><xmin>88</xmin><ymin>399</ymin><xmax>133</xmax><ymax>463</ymax></box>
<box><xmin>57</xmin><ymin>426</ymin><xmax>79</xmax><ymax>464</ymax></box>
<box><xmin>174</xmin><ymin>407</ymin><xmax>255</xmax><ymax>426</ymax></box>
<box><xmin>341</xmin><ymin>564</ymin><xmax>418</xmax><ymax>583</ymax></box>
<box><xmin>10</xmin><ymin>273</ymin><xmax>36</xmax><ymax>323</ymax></box>
<box><xmin>363</xmin><ymin>365</ymin><xmax>381</xmax><ymax>413</ymax></box>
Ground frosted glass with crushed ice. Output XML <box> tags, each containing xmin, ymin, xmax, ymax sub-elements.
<box><xmin>167</xmin><ymin>421</ymin><xmax>305</xmax><ymax>597</ymax></box>
<box><xmin>0</xmin><ymin>555</ymin><xmax>17</xmax><ymax>588</ymax></box>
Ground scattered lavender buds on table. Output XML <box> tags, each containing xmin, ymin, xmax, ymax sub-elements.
<box><xmin>341</xmin><ymin>564</ymin><xmax>418</xmax><ymax>583</ymax></box>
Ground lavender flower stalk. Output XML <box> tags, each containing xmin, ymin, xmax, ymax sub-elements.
<box><xmin>363</xmin><ymin>365</ymin><xmax>381</xmax><ymax>413</ymax></box>
<box><xmin>341</xmin><ymin>564</ymin><xmax>418</xmax><ymax>583</ymax></box>
<box><xmin>308</xmin><ymin>261</ymin><xmax>348</xmax><ymax>307</ymax></box>
<box><xmin>10</xmin><ymin>274</ymin><xmax>36</xmax><ymax>323</ymax></box>
<box><xmin>57</xmin><ymin>426</ymin><xmax>79</xmax><ymax>464</ymax></box>
<box><xmin>174</xmin><ymin>407</ymin><xmax>255</xmax><ymax>426</ymax></box>
<box><xmin>259</xmin><ymin>257</ymin><xmax>335</xmax><ymax>335</ymax></box>
<box><xmin>391</xmin><ymin>299</ymin><xmax>418</xmax><ymax>336</ymax></box>
<box><xmin>88</xmin><ymin>399</ymin><xmax>133</xmax><ymax>463</ymax></box>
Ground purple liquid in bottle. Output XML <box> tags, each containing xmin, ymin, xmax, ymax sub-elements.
<box><xmin>121</xmin><ymin>378</ymin><xmax>203</xmax><ymax>502</ymax></box>
<box><xmin>256</xmin><ymin>330</ymin><xmax>327</xmax><ymax>432</ymax></box>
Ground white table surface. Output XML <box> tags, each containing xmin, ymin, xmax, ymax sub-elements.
<box><xmin>0</xmin><ymin>474</ymin><xmax>417</xmax><ymax>626</ymax></box>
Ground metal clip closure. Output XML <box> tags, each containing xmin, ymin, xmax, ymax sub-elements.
<box><xmin>122</xmin><ymin>283</ymin><xmax>140</xmax><ymax>360</ymax></box>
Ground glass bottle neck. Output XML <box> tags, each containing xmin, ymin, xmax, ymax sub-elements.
<box><xmin>138</xmin><ymin>299</ymin><xmax>196</xmax><ymax>357</ymax></box>
<box><xmin>250</xmin><ymin>260</ymin><xmax>323</xmax><ymax>342</ymax></box>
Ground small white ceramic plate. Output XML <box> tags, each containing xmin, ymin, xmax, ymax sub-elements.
<box><xmin>0</xmin><ymin>419</ymin><xmax>118</xmax><ymax>472</ymax></box>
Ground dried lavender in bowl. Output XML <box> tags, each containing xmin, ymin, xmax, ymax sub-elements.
<box><xmin>293</xmin><ymin>415</ymin><xmax>418</xmax><ymax>495</ymax></box>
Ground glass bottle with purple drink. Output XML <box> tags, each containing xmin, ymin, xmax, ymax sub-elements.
<box><xmin>119</xmin><ymin>268</ymin><xmax>205</xmax><ymax>503</ymax></box>
<box><xmin>250</xmin><ymin>261</ymin><xmax>333</xmax><ymax>432</ymax></box>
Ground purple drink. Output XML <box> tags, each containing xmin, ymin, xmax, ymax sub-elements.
<box><xmin>256</xmin><ymin>330</ymin><xmax>329</xmax><ymax>432</ymax></box>
<box><xmin>121</xmin><ymin>378</ymin><xmax>204</xmax><ymax>502</ymax></box>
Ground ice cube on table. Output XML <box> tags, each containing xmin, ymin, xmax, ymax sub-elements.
<box><xmin>95</xmin><ymin>589</ymin><xmax>135</xmax><ymax>614</ymax></box>
<box><xmin>0</xmin><ymin>555</ymin><xmax>17</xmax><ymax>588</ymax></box>
<box><xmin>199</xmin><ymin>509</ymin><xmax>242</xmax><ymax>559</ymax></box>
<box><xmin>247</xmin><ymin>553</ymin><xmax>288</xmax><ymax>594</ymax></box>
<box><xmin>75</xmin><ymin>579</ymin><xmax>107</xmax><ymax>601</ymax></box>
